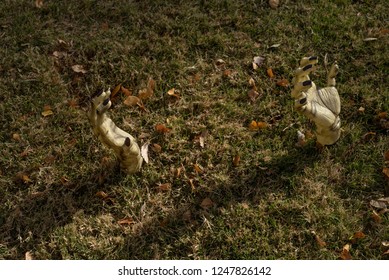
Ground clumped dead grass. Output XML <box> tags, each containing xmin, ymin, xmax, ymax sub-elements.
<box><xmin>0</xmin><ymin>0</ymin><xmax>388</xmax><ymax>260</ymax></box>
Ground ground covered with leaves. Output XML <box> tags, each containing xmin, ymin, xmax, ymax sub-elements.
<box><xmin>0</xmin><ymin>0</ymin><xmax>388</xmax><ymax>260</ymax></box>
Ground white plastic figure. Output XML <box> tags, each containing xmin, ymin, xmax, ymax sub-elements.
<box><xmin>88</xmin><ymin>89</ymin><xmax>143</xmax><ymax>174</ymax></box>
<box><xmin>291</xmin><ymin>56</ymin><xmax>341</xmax><ymax>146</ymax></box>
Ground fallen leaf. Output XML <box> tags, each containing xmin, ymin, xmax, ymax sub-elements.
<box><xmin>350</xmin><ymin>231</ymin><xmax>366</xmax><ymax>244</ymax></box>
<box><xmin>248</xmin><ymin>77</ymin><xmax>256</xmax><ymax>88</ymax></box>
<box><xmin>252</xmin><ymin>56</ymin><xmax>265</xmax><ymax>69</ymax></box>
<box><xmin>52</xmin><ymin>51</ymin><xmax>67</xmax><ymax>58</ymax></box>
<box><xmin>296</xmin><ymin>130</ymin><xmax>306</xmax><ymax>147</ymax></box>
<box><xmin>383</xmin><ymin>168</ymin><xmax>389</xmax><ymax>180</ymax></box>
<box><xmin>249</xmin><ymin>121</ymin><xmax>268</xmax><ymax>131</ymax></box>
<box><xmin>216</xmin><ymin>59</ymin><xmax>226</xmax><ymax>65</ymax></box>
<box><xmin>167</xmin><ymin>88</ymin><xmax>180</xmax><ymax>99</ymax></box>
<box><xmin>96</xmin><ymin>191</ymin><xmax>109</xmax><ymax>200</ymax></box>
<box><xmin>25</xmin><ymin>251</ymin><xmax>34</xmax><ymax>260</ymax></box>
<box><xmin>189</xmin><ymin>179</ymin><xmax>196</xmax><ymax>191</ymax></box>
<box><xmin>248</xmin><ymin>89</ymin><xmax>259</xmax><ymax>102</ymax></box>
<box><xmin>378</xmin><ymin>112</ymin><xmax>388</xmax><ymax>119</ymax></box>
<box><xmin>35</xmin><ymin>0</ymin><xmax>43</xmax><ymax>8</ymax></box>
<box><xmin>68</xmin><ymin>99</ymin><xmax>79</xmax><ymax>108</ymax></box>
<box><xmin>200</xmin><ymin>197</ymin><xmax>214</xmax><ymax>209</ymax></box>
<box><xmin>222</xmin><ymin>69</ymin><xmax>232</xmax><ymax>78</ymax></box>
<box><xmin>267</xmin><ymin>68</ymin><xmax>275</xmax><ymax>78</ymax></box>
<box><xmin>21</xmin><ymin>174</ymin><xmax>32</xmax><ymax>184</ymax></box>
<box><xmin>118</xmin><ymin>217</ymin><xmax>135</xmax><ymax>226</ymax></box>
<box><xmin>123</xmin><ymin>96</ymin><xmax>141</xmax><ymax>107</ymax></box>
<box><xmin>379</xmin><ymin>28</ymin><xmax>389</xmax><ymax>35</ymax></box>
<box><xmin>276</xmin><ymin>79</ymin><xmax>289</xmax><ymax>87</ymax></box>
<box><xmin>358</xmin><ymin>106</ymin><xmax>365</xmax><ymax>113</ymax></box>
<box><xmin>175</xmin><ymin>167</ymin><xmax>182</xmax><ymax>177</ymax></box>
<box><xmin>268</xmin><ymin>43</ymin><xmax>281</xmax><ymax>49</ymax></box>
<box><xmin>157</xmin><ymin>183</ymin><xmax>171</xmax><ymax>192</ymax></box>
<box><xmin>138</xmin><ymin>78</ymin><xmax>155</xmax><ymax>101</ymax></box>
<box><xmin>141</xmin><ymin>142</ymin><xmax>149</xmax><ymax>164</ymax></box>
<box><xmin>12</xmin><ymin>133</ymin><xmax>21</xmax><ymax>141</ymax></box>
<box><xmin>71</xmin><ymin>64</ymin><xmax>87</xmax><ymax>74</ymax></box>
<box><xmin>111</xmin><ymin>84</ymin><xmax>122</xmax><ymax>99</ymax></box>
<box><xmin>155</xmin><ymin>124</ymin><xmax>171</xmax><ymax>134</ymax></box>
<box><xmin>384</xmin><ymin>249</ymin><xmax>389</xmax><ymax>256</ymax></box>
<box><xmin>370</xmin><ymin>197</ymin><xmax>389</xmax><ymax>209</ymax></box>
<box><xmin>151</xmin><ymin>143</ymin><xmax>162</xmax><ymax>153</ymax></box>
<box><xmin>311</xmin><ymin>231</ymin><xmax>326</xmax><ymax>248</ymax></box>
<box><xmin>371</xmin><ymin>210</ymin><xmax>382</xmax><ymax>223</ymax></box>
<box><xmin>193</xmin><ymin>164</ymin><xmax>203</xmax><ymax>173</ymax></box>
<box><xmin>120</xmin><ymin>86</ymin><xmax>132</xmax><ymax>97</ymax></box>
<box><xmin>363</xmin><ymin>37</ymin><xmax>378</xmax><ymax>41</ymax></box>
<box><xmin>384</xmin><ymin>150</ymin><xmax>389</xmax><ymax>161</ymax></box>
<box><xmin>233</xmin><ymin>154</ymin><xmax>240</xmax><ymax>167</ymax></box>
<box><xmin>182</xmin><ymin>210</ymin><xmax>192</xmax><ymax>221</ymax></box>
<box><xmin>382</xmin><ymin>241</ymin><xmax>389</xmax><ymax>247</ymax></box>
<box><xmin>268</xmin><ymin>0</ymin><xmax>279</xmax><ymax>9</ymax></box>
<box><xmin>340</xmin><ymin>244</ymin><xmax>352</xmax><ymax>260</ymax></box>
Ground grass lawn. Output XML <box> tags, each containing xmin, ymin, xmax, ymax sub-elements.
<box><xmin>0</xmin><ymin>0</ymin><xmax>388</xmax><ymax>259</ymax></box>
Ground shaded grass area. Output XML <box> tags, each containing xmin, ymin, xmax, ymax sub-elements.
<box><xmin>0</xmin><ymin>0</ymin><xmax>388</xmax><ymax>259</ymax></box>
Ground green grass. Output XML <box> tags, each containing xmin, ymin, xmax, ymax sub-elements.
<box><xmin>0</xmin><ymin>0</ymin><xmax>388</xmax><ymax>260</ymax></box>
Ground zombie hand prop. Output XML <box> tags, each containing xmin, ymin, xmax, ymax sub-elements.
<box><xmin>88</xmin><ymin>89</ymin><xmax>143</xmax><ymax>174</ymax></box>
<box><xmin>291</xmin><ymin>56</ymin><xmax>341</xmax><ymax>146</ymax></box>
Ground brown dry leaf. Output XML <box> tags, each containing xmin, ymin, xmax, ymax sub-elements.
<box><xmin>252</xmin><ymin>56</ymin><xmax>265</xmax><ymax>69</ymax></box>
<box><xmin>151</xmin><ymin>143</ymin><xmax>162</xmax><ymax>153</ymax></box>
<box><xmin>371</xmin><ymin>210</ymin><xmax>382</xmax><ymax>223</ymax></box>
<box><xmin>384</xmin><ymin>150</ymin><xmax>389</xmax><ymax>161</ymax></box>
<box><xmin>200</xmin><ymin>197</ymin><xmax>214</xmax><ymax>209</ymax></box>
<box><xmin>358</xmin><ymin>106</ymin><xmax>365</xmax><ymax>113</ymax></box>
<box><xmin>12</xmin><ymin>133</ymin><xmax>21</xmax><ymax>141</ymax></box>
<box><xmin>378</xmin><ymin>112</ymin><xmax>388</xmax><ymax>119</ymax></box>
<box><xmin>311</xmin><ymin>231</ymin><xmax>326</xmax><ymax>248</ymax></box>
<box><xmin>248</xmin><ymin>120</ymin><xmax>259</xmax><ymax>131</ymax></box>
<box><xmin>141</xmin><ymin>142</ymin><xmax>149</xmax><ymax>164</ymax></box>
<box><xmin>123</xmin><ymin>96</ymin><xmax>141</xmax><ymax>107</ymax></box>
<box><xmin>222</xmin><ymin>69</ymin><xmax>232</xmax><ymax>78</ymax></box>
<box><xmin>249</xmin><ymin>121</ymin><xmax>268</xmax><ymax>131</ymax></box>
<box><xmin>340</xmin><ymin>244</ymin><xmax>352</xmax><ymax>260</ymax></box>
<box><xmin>233</xmin><ymin>154</ymin><xmax>240</xmax><ymax>167</ymax></box>
<box><xmin>41</xmin><ymin>109</ymin><xmax>53</xmax><ymax>117</ymax></box>
<box><xmin>267</xmin><ymin>68</ymin><xmax>275</xmax><ymax>78</ymax></box>
<box><xmin>25</xmin><ymin>251</ymin><xmax>34</xmax><ymax>260</ymax></box>
<box><xmin>157</xmin><ymin>183</ymin><xmax>171</xmax><ymax>192</ymax></box>
<box><xmin>175</xmin><ymin>167</ymin><xmax>182</xmax><ymax>178</ymax></box>
<box><xmin>138</xmin><ymin>78</ymin><xmax>155</xmax><ymax>101</ymax></box>
<box><xmin>370</xmin><ymin>197</ymin><xmax>389</xmax><ymax>209</ymax></box>
<box><xmin>35</xmin><ymin>0</ymin><xmax>43</xmax><ymax>8</ymax></box>
<box><xmin>68</xmin><ymin>99</ymin><xmax>79</xmax><ymax>108</ymax></box>
<box><xmin>155</xmin><ymin>124</ymin><xmax>171</xmax><ymax>134</ymax></box>
<box><xmin>276</xmin><ymin>79</ymin><xmax>289</xmax><ymax>87</ymax></box>
<box><xmin>120</xmin><ymin>86</ymin><xmax>132</xmax><ymax>97</ymax></box>
<box><xmin>21</xmin><ymin>174</ymin><xmax>32</xmax><ymax>184</ymax></box>
<box><xmin>167</xmin><ymin>88</ymin><xmax>180</xmax><ymax>99</ymax></box>
<box><xmin>96</xmin><ymin>191</ymin><xmax>109</xmax><ymax>200</ymax></box>
<box><xmin>248</xmin><ymin>77</ymin><xmax>256</xmax><ymax>89</ymax></box>
<box><xmin>188</xmin><ymin>178</ymin><xmax>196</xmax><ymax>191</ymax></box>
<box><xmin>193</xmin><ymin>164</ymin><xmax>203</xmax><ymax>174</ymax></box>
<box><xmin>71</xmin><ymin>64</ymin><xmax>87</xmax><ymax>74</ymax></box>
<box><xmin>182</xmin><ymin>210</ymin><xmax>192</xmax><ymax>221</ymax></box>
<box><xmin>269</xmin><ymin>0</ymin><xmax>279</xmax><ymax>9</ymax></box>
<box><xmin>380</xmin><ymin>28</ymin><xmax>389</xmax><ymax>35</ymax></box>
<box><xmin>248</xmin><ymin>89</ymin><xmax>259</xmax><ymax>102</ymax></box>
<box><xmin>118</xmin><ymin>217</ymin><xmax>135</xmax><ymax>226</ymax></box>
<box><xmin>350</xmin><ymin>231</ymin><xmax>366</xmax><ymax>244</ymax></box>
<box><xmin>111</xmin><ymin>84</ymin><xmax>122</xmax><ymax>99</ymax></box>
<box><xmin>383</xmin><ymin>168</ymin><xmax>389</xmax><ymax>180</ymax></box>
